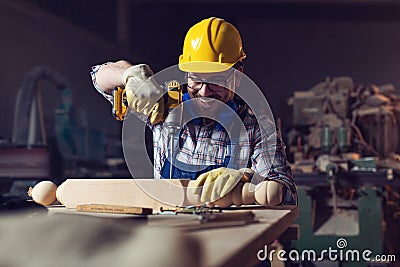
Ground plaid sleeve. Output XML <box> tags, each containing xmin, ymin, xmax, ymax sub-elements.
<box><xmin>251</xmin><ymin>118</ymin><xmax>298</xmax><ymax>205</ymax></box>
<box><xmin>90</xmin><ymin>63</ymin><xmax>113</xmax><ymax>103</ymax></box>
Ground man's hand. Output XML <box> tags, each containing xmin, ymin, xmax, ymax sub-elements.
<box><xmin>123</xmin><ymin>64</ymin><xmax>165</xmax><ymax>124</ymax></box>
<box><xmin>192</xmin><ymin>167</ymin><xmax>285</xmax><ymax>206</ymax></box>
<box><xmin>192</xmin><ymin>167</ymin><xmax>246</xmax><ymax>203</ymax></box>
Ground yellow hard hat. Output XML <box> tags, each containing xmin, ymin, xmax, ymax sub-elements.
<box><xmin>178</xmin><ymin>17</ymin><xmax>246</xmax><ymax>73</ymax></box>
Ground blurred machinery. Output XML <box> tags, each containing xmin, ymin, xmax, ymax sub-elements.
<box><xmin>288</xmin><ymin>76</ymin><xmax>400</xmax><ymax>167</ymax></box>
<box><xmin>287</xmin><ymin>77</ymin><xmax>400</xmax><ymax>266</ymax></box>
<box><xmin>0</xmin><ymin>66</ymin><xmax>128</xmax><ymax>196</ymax></box>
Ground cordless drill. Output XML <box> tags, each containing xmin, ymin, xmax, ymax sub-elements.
<box><xmin>112</xmin><ymin>81</ymin><xmax>182</xmax><ymax>123</ymax></box>
<box><xmin>112</xmin><ymin>86</ymin><xmax>128</xmax><ymax>121</ymax></box>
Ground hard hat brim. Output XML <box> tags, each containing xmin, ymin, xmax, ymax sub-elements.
<box><xmin>178</xmin><ymin>61</ymin><xmax>234</xmax><ymax>73</ymax></box>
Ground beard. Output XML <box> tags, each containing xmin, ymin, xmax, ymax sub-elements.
<box><xmin>188</xmin><ymin>90</ymin><xmax>234</xmax><ymax>118</ymax></box>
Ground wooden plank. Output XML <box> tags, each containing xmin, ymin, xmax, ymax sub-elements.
<box><xmin>58</xmin><ymin>179</ymin><xmax>191</xmax><ymax>210</ymax></box>
<box><xmin>57</xmin><ymin>179</ymin><xmax>283</xmax><ymax>211</ymax></box>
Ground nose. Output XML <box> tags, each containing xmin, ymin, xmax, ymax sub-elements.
<box><xmin>197</xmin><ymin>83</ymin><xmax>213</xmax><ymax>97</ymax></box>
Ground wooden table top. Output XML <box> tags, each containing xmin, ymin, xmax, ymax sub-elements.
<box><xmin>48</xmin><ymin>205</ymin><xmax>298</xmax><ymax>267</ymax></box>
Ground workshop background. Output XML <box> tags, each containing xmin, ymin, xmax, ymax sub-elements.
<box><xmin>3</xmin><ymin>0</ymin><xmax>400</xmax><ymax>144</ymax></box>
<box><xmin>1</xmin><ymin>0</ymin><xmax>400</xmax><ymax>266</ymax></box>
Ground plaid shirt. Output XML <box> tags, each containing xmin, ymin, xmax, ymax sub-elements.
<box><xmin>91</xmin><ymin>64</ymin><xmax>297</xmax><ymax>205</ymax></box>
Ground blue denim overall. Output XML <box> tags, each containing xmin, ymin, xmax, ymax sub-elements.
<box><xmin>160</xmin><ymin>93</ymin><xmax>242</xmax><ymax>179</ymax></box>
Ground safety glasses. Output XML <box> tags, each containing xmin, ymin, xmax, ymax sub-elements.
<box><xmin>186</xmin><ymin>71</ymin><xmax>235</xmax><ymax>93</ymax></box>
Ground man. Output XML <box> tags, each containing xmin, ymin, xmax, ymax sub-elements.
<box><xmin>91</xmin><ymin>17</ymin><xmax>297</xmax><ymax>206</ymax></box>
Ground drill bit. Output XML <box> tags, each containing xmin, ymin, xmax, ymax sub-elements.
<box><xmin>163</xmin><ymin>80</ymin><xmax>183</xmax><ymax>179</ymax></box>
<box><xmin>169</xmin><ymin>133</ymin><xmax>174</xmax><ymax>179</ymax></box>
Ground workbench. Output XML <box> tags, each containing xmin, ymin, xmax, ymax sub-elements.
<box><xmin>47</xmin><ymin>205</ymin><xmax>298</xmax><ymax>267</ymax></box>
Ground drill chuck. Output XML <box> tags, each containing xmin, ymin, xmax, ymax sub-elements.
<box><xmin>164</xmin><ymin>80</ymin><xmax>183</xmax><ymax>131</ymax></box>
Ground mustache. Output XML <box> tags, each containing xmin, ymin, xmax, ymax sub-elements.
<box><xmin>188</xmin><ymin>90</ymin><xmax>234</xmax><ymax>103</ymax></box>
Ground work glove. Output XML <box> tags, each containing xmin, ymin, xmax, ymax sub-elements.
<box><xmin>192</xmin><ymin>167</ymin><xmax>251</xmax><ymax>203</ymax></box>
<box><xmin>193</xmin><ymin>167</ymin><xmax>284</xmax><ymax>206</ymax></box>
<box><xmin>122</xmin><ymin>64</ymin><xmax>165</xmax><ymax>124</ymax></box>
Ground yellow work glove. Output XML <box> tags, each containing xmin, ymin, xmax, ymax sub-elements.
<box><xmin>122</xmin><ymin>64</ymin><xmax>165</xmax><ymax>124</ymax></box>
<box><xmin>192</xmin><ymin>167</ymin><xmax>249</xmax><ymax>203</ymax></box>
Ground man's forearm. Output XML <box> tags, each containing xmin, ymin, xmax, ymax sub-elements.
<box><xmin>95</xmin><ymin>60</ymin><xmax>132</xmax><ymax>94</ymax></box>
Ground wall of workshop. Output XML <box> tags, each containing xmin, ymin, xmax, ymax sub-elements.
<box><xmin>239</xmin><ymin>18</ymin><xmax>400</xmax><ymax>130</ymax></box>
<box><xmin>4</xmin><ymin>1</ymin><xmax>400</xmax><ymax>148</ymax></box>
<box><xmin>127</xmin><ymin>3</ymin><xmax>400</xmax><ymax>134</ymax></box>
<box><xmin>0</xmin><ymin>1</ymin><xmax>130</xmax><ymax>144</ymax></box>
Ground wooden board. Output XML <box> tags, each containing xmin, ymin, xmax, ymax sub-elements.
<box><xmin>59</xmin><ymin>179</ymin><xmax>192</xmax><ymax>210</ymax></box>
